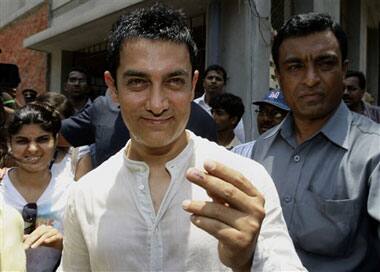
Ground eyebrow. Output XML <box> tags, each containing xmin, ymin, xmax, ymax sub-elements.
<box><xmin>121</xmin><ymin>69</ymin><xmax>189</xmax><ymax>79</ymax></box>
<box><xmin>315</xmin><ymin>54</ymin><xmax>339</xmax><ymax>61</ymax></box>
<box><xmin>166</xmin><ymin>69</ymin><xmax>189</xmax><ymax>78</ymax></box>
<box><xmin>282</xmin><ymin>57</ymin><xmax>302</xmax><ymax>64</ymax></box>
<box><xmin>122</xmin><ymin>70</ymin><xmax>148</xmax><ymax>79</ymax></box>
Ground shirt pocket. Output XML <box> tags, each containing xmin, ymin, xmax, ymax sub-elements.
<box><xmin>292</xmin><ymin>189</ymin><xmax>361</xmax><ymax>257</ymax></box>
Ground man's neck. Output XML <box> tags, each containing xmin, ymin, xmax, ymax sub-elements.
<box><xmin>71</xmin><ymin>97</ymin><xmax>88</xmax><ymax>112</ymax></box>
<box><xmin>293</xmin><ymin>112</ymin><xmax>334</xmax><ymax>144</ymax></box>
<box><xmin>126</xmin><ymin>132</ymin><xmax>189</xmax><ymax>168</ymax></box>
<box><xmin>349</xmin><ymin>101</ymin><xmax>365</xmax><ymax>114</ymax></box>
<box><xmin>126</xmin><ymin>132</ymin><xmax>189</xmax><ymax>213</ymax></box>
<box><xmin>217</xmin><ymin>130</ymin><xmax>235</xmax><ymax>147</ymax></box>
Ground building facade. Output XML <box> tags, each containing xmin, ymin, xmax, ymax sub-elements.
<box><xmin>1</xmin><ymin>0</ymin><xmax>379</xmax><ymax>139</ymax></box>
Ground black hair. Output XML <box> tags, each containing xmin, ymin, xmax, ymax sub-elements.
<box><xmin>106</xmin><ymin>2</ymin><xmax>198</xmax><ymax>81</ymax></box>
<box><xmin>67</xmin><ymin>66</ymin><xmax>90</xmax><ymax>84</ymax></box>
<box><xmin>36</xmin><ymin>92</ymin><xmax>75</xmax><ymax>119</ymax></box>
<box><xmin>204</xmin><ymin>64</ymin><xmax>227</xmax><ymax>84</ymax></box>
<box><xmin>272</xmin><ymin>13</ymin><xmax>347</xmax><ymax>70</ymax></box>
<box><xmin>345</xmin><ymin>70</ymin><xmax>366</xmax><ymax>90</ymax></box>
<box><xmin>209</xmin><ymin>93</ymin><xmax>245</xmax><ymax>125</ymax></box>
<box><xmin>8</xmin><ymin>103</ymin><xmax>61</xmax><ymax>138</ymax></box>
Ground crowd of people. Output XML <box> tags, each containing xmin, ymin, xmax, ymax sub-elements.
<box><xmin>0</xmin><ymin>3</ymin><xmax>379</xmax><ymax>272</ymax></box>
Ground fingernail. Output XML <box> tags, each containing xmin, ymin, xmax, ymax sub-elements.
<box><xmin>204</xmin><ymin>160</ymin><xmax>216</xmax><ymax>171</ymax></box>
<box><xmin>182</xmin><ymin>200</ymin><xmax>191</xmax><ymax>209</ymax></box>
<box><xmin>187</xmin><ymin>168</ymin><xmax>204</xmax><ymax>180</ymax></box>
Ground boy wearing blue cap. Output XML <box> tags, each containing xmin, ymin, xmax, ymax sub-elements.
<box><xmin>253</xmin><ymin>89</ymin><xmax>290</xmax><ymax>135</ymax></box>
<box><xmin>233</xmin><ymin>89</ymin><xmax>289</xmax><ymax>157</ymax></box>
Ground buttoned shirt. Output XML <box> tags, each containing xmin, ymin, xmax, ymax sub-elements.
<box><xmin>59</xmin><ymin>131</ymin><xmax>305</xmax><ymax>271</ymax></box>
<box><xmin>252</xmin><ymin>102</ymin><xmax>380</xmax><ymax>271</ymax></box>
<box><xmin>194</xmin><ymin>94</ymin><xmax>246</xmax><ymax>142</ymax></box>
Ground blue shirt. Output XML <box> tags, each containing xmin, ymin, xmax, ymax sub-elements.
<box><xmin>252</xmin><ymin>102</ymin><xmax>380</xmax><ymax>271</ymax></box>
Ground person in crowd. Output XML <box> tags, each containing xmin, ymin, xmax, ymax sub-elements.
<box><xmin>343</xmin><ymin>70</ymin><xmax>380</xmax><ymax>123</ymax></box>
<box><xmin>0</xmin><ymin>98</ymin><xmax>7</xmax><ymax>168</ymax></box>
<box><xmin>59</xmin><ymin>4</ymin><xmax>305</xmax><ymax>271</ymax></box>
<box><xmin>194</xmin><ymin>64</ymin><xmax>246</xmax><ymax>142</ymax></box>
<box><xmin>63</xmin><ymin>67</ymin><xmax>92</xmax><ymax>113</ymax></box>
<box><xmin>0</xmin><ymin>63</ymin><xmax>21</xmax><ymax>109</ymax></box>
<box><xmin>22</xmin><ymin>89</ymin><xmax>38</xmax><ymax>104</ymax></box>
<box><xmin>233</xmin><ymin>89</ymin><xmax>289</xmax><ymax>157</ymax></box>
<box><xmin>60</xmin><ymin>89</ymin><xmax>218</xmax><ymax>167</ymax></box>
<box><xmin>0</xmin><ymin>194</ymin><xmax>26</xmax><ymax>271</ymax></box>
<box><xmin>36</xmin><ymin>92</ymin><xmax>92</xmax><ymax>180</ymax></box>
<box><xmin>1</xmin><ymin>94</ymin><xmax>15</xmax><ymax>179</ymax></box>
<box><xmin>0</xmin><ymin>103</ymin><xmax>73</xmax><ymax>271</ymax></box>
<box><xmin>209</xmin><ymin>92</ymin><xmax>244</xmax><ymax>149</ymax></box>
<box><xmin>251</xmin><ymin>13</ymin><xmax>380</xmax><ymax>271</ymax></box>
<box><xmin>254</xmin><ymin>89</ymin><xmax>290</xmax><ymax>135</ymax></box>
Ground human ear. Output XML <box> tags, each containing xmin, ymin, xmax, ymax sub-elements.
<box><xmin>104</xmin><ymin>71</ymin><xmax>119</xmax><ymax>104</ymax></box>
<box><xmin>191</xmin><ymin>70</ymin><xmax>199</xmax><ymax>101</ymax></box>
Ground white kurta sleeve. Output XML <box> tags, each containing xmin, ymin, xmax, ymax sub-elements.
<box><xmin>58</xmin><ymin>185</ymin><xmax>91</xmax><ymax>271</ymax></box>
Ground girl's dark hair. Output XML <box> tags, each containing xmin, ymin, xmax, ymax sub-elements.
<box><xmin>8</xmin><ymin>103</ymin><xmax>61</xmax><ymax>137</ymax></box>
<box><xmin>35</xmin><ymin>92</ymin><xmax>75</xmax><ymax>119</ymax></box>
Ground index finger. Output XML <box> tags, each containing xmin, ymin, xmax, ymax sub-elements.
<box><xmin>203</xmin><ymin>160</ymin><xmax>261</xmax><ymax>197</ymax></box>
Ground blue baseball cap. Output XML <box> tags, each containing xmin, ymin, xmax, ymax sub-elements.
<box><xmin>253</xmin><ymin>89</ymin><xmax>290</xmax><ymax>111</ymax></box>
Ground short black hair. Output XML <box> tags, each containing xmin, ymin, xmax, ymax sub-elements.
<box><xmin>67</xmin><ymin>66</ymin><xmax>90</xmax><ymax>84</ymax></box>
<box><xmin>107</xmin><ymin>3</ymin><xmax>198</xmax><ymax>81</ymax></box>
<box><xmin>272</xmin><ymin>13</ymin><xmax>347</xmax><ymax>70</ymax></box>
<box><xmin>204</xmin><ymin>64</ymin><xmax>227</xmax><ymax>84</ymax></box>
<box><xmin>36</xmin><ymin>92</ymin><xmax>75</xmax><ymax>119</ymax></box>
<box><xmin>8</xmin><ymin>103</ymin><xmax>61</xmax><ymax>138</ymax></box>
<box><xmin>345</xmin><ymin>70</ymin><xmax>366</xmax><ymax>90</ymax></box>
<box><xmin>209</xmin><ymin>93</ymin><xmax>244</xmax><ymax>126</ymax></box>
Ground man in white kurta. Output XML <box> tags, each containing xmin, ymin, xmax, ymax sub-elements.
<box><xmin>61</xmin><ymin>132</ymin><xmax>304</xmax><ymax>271</ymax></box>
<box><xmin>59</xmin><ymin>3</ymin><xmax>304</xmax><ymax>271</ymax></box>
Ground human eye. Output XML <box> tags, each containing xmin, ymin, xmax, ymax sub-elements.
<box><xmin>166</xmin><ymin>77</ymin><xmax>185</xmax><ymax>90</ymax></box>
<box><xmin>126</xmin><ymin>78</ymin><xmax>148</xmax><ymax>90</ymax></box>
<box><xmin>37</xmin><ymin>135</ymin><xmax>51</xmax><ymax>143</ymax></box>
<box><xmin>14</xmin><ymin>138</ymin><xmax>28</xmax><ymax>145</ymax></box>
<box><xmin>287</xmin><ymin>62</ymin><xmax>303</xmax><ymax>72</ymax></box>
<box><xmin>317</xmin><ymin>57</ymin><xmax>338</xmax><ymax>71</ymax></box>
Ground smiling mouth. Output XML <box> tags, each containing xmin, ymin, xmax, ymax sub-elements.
<box><xmin>142</xmin><ymin>117</ymin><xmax>173</xmax><ymax>125</ymax></box>
<box><xmin>22</xmin><ymin>156</ymin><xmax>41</xmax><ymax>163</ymax></box>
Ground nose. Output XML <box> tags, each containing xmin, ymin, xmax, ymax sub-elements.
<box><xmin>303</xmin><ymin>66</ymin><xmax>320</xmax><ymax>87</ymax></box>
<box><xmin>343</xmin><ymin>86</ymin><xmax>349</xmax><ymax>95</ymax></box>
<box><xmin>146</xmin><ymin>85</ymin><xmax>169</xmax><ymax>115</ymax></box>
<box><xmin>27</xmin><ymin>142</ymin><xmax>39</xmax><ymax>153</ymax></box>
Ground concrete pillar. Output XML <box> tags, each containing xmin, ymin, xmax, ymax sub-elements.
<box><xmin>292</xmin><ymin>0</ymin><xmax>313</xmax><ymax>15</ymax></box>
<box><xmin>313</xmin><ymin>0</ymin><xmax>340</xmax><ymax>21</ymax></box>
<box><xmin>206</xmin><ymin>0</ymin><xmax>221</xmax><ymax>66</ymax></box>
<box><xmin>346</xmin><ymin>0</ymin><xmax>361</xmax><ymax>70</ymax></box>
<box><xmin>220</xmin><ymin>0</ymin><xmax>271</xmax><ymax>140</ymax></box>
<box><xmin>367</xmin><ymin>26</ymin><xmax>379</xmax><ymax>104</ymax></box>
<box><xmin>49</xmin><ymin>49</ymin><xmax>63</xmax><ymax>92</ymax></box>
<box><xmin>359</xmin><ymin>0</ymin><xmax>367</xmax><ymax>73</ymax></box>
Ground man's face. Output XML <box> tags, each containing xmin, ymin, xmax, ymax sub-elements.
<box><xmin>106</xmin><ymin>39</ymin><xmax>198</xmax><ymax>150</ymax></box>
<box><xmin>276</xmin><ymin>30</ymin><xmax>347</xmax><ymax>122</ymax></box>
<box><xmin>65</xmin><ymin>71</ymin><xmax>89</xmax><ymax>98</ymax></box>
<box><xmin>211</xmin><ymin>108</ymin><xmax>237</xmax><ymax>132</ymax></box>
<box><xmin>203</xmin><ymin>70</ymin><xmax>225</xmax><ymax>96</ymax></box>
<box><xmin>256</xmin><ymin>104</ymin><xmax>287</xmax><ymax>134</ymax></box>
<box><xmin>342</xmin><ymin>76</ymin><xmax>364</xmax><ymax>109</ymax></box>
